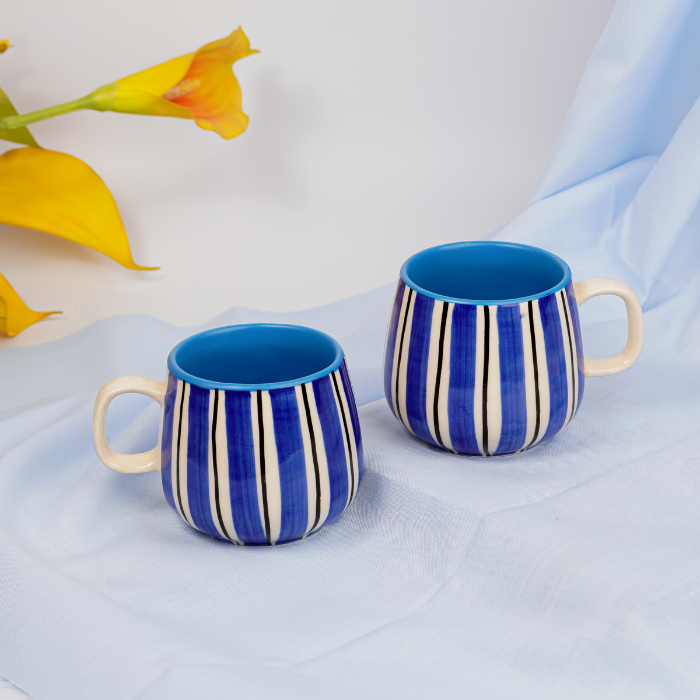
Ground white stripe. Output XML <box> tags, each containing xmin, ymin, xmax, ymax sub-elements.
<box><xmin>437</xmin><ymin>304</ymin><xmax>455</xmax><ymax>452</ymax></box>
<box><xmin>473</xmin><ymin>306</ymin><xmax>487</xmax><ymax>456</ymax></box>
<box><xmin>561</xmin><ymin>290</ymin><xmax>580</xmax><ymax>419</ymax></box>
<box><xmin>207</xmin><ymin>390</ymin><xmax>227</xmax><ymax>539</ymax></box>
<box><xmin>397</xmin><ymin>291</ymin><xmax>417</xmax><ymax>434</ymax></box>
<box><xmin>177</xmin><ymin>383</ymin><xmax>195</xmax><ymax>526</ymax></box>
<box><xmin>330</xmin><ymin>371</ymin><xmax>354</xmax><ymax>509</ymax></box>
<box><xmin>473</xmin><ymin>306</ymin><xmax>502</xmax><ymax>456</ymax></box>
<box><xmin>569</xmin><ymin>301</ymin><xmax>580</xmax><ymax>417</ymax></box>
<box><xmin>213</xmin><ymin>391</ymin><xmax>240</xmax><ymax>544</ymax></box>
<box><xmin>531</xmin><ymin>299</ymin><xmax>551</xmax><ymax>445</ymax></box>
<box><xmin>304</xmin><ymin>383</ymin><xmax>331</xmax><ymax>532</ymax></box>
<box><xmin>295</xmin><ymin>384</ymin><xmax>318</xmax><ymax>534</ymax></box>
<box><xmin>425</xmin><ymin>300</ymin><xmax>446</xmax><ymax>445</ymax></box>
<box><xmin>520</xmin><ymin>302</ymin><xmax>538</xmax><ymax>450</ymax></box>
<box><xmin>336</xmin><ymin>367</ymin><xmax>360</xmax><ymax>496</ymax></box>
<box><xmin>337</xmin><ymin>370</ymin><xmax>360</xmax><ymax>501</ymax></box>
<box><xmin>250</xmin><ymin>391</ymin><xmax>268</xmax><ymax>539</ymax></box>
<box><xmin>390</xmin><ymin>284</ymin><xmax>412</xmax><ymax>417</ymax></box>
<box><xmin>260</xmin><ymin>390</ymin><xmax>282</xmax><ymax>544</ymax></box>
<box><xmin>170</xmin><ymin>379</ymin><xmax>184</xmax><ymax>517</ymax></box>
<box><xmin>486</xmin><ymin>305</ymin><xmax>502</xmax><ymax>455</ymax></box>
<box><xmin>555</xmin><ymin>292</ymin><xmax>575</xmax><ymax>427</ymax></box>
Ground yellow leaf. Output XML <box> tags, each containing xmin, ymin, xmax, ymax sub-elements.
<box><xmin>0</xmin><ymin>85</ymin><xmax>39</xmax><ymax>147</ymax></box>
<box><xmin>0</xmin><ymin>40</ymin><xmax>10</xmax><ymax>54</ymax></box>
<box><xmin>0</xmin><ymin>148</ymin><xmax>157</xmax><ymax>270</ymax></box>
<box><xmin>0</xmin><ymin>272</ymin><xmax>59</xmax><ymax>337</ymax></box>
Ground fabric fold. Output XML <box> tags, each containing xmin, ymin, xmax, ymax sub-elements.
<box><xmin>4</xmin><ymin>1</ymin><xmax>700</xmax><ymax>697</ymax></box>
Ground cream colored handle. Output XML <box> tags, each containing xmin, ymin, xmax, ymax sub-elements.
<box><xmin>574</xmin><ymin>278</ymin><xmax>644</xmax><ymax>377</ymax></box>
<box><xmin>93</xmin><ymin>376</ymin><xmax>167</xmax><ymax>473</ymax></box>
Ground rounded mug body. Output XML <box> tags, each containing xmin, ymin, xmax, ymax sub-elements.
<box><xmin>94</xmin><ymin>324</ymin><xmax>363</xmax><ymax>545</ymax></box>
<box><xmin>383</xmin><ymin>242</ymin><xmax>585</xmax><ymax>456</ymax></box>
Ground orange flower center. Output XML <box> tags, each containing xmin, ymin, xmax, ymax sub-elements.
<box><xmin>164</xmin><ymin>77</ymin><xmax>201</xmax><ymax>101</ymax></box>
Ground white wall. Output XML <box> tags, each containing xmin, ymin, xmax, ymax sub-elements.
<box><xmin>0</xmin><ymin>0</ymin><xmax>616</xmax><ymax>347</ymax></box>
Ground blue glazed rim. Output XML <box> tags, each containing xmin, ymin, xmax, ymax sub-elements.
<box><xmin>167</xmin><ymin>323</ymin><xmax>345</xmax><ymax>391</ymax></box>
<box><xmin>400</xmin><ymin>240</ymin><xmax>572</xmax><ymax>305</ymax></box>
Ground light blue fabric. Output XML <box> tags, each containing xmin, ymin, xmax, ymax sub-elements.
<box><xmin>2</xmin><ymin>1</ymin><xmax>700</xmax><ymax>697</ymax></box>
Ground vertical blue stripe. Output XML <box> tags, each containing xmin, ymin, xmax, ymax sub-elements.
<box><xmin>313</xmin><ymin>375</ymin><xmax>349</xmax><ymax>525</ymax></box>
<box><xmin>225</xmin><ymin>391</ymin><xmax>267</xmax><ymax>545</ymax></box>
<box><xmin>540</xmin><ymin>294</ymin><xmax>569</xmax><ymax>441</ymax></box>
<box><xmin>566</xmin><ymin>281</ymin><xmax>585</xmax><ymax>414</ymax></box>
<box><xmin>383</xmin><ymin>280</ymin><xmax>406</xmax><ymax>416</ymax></box>
<box><xmin>448</xmin><ymin>304</ymin><xmax>480</xmax><ymax>455</ymax></box>
<box><xmin>339</xmin><ymin>361</ymin><xmax>364</xmax><ymax>482</ymax></box>
<box><xmin>494</xmin><ymin>305</ymin><xmax>527</xmax><ymax>455</ymax></box>
<box><xmin>160</xmin><ymin>373</ymin><xmax>179</xmax><ymax>512</ymax></box>
<box><xmin>405</xmin><ymin>293</ymin><xmax>436</xmax><ymax>445</ymax></box>
<box><xmin>186</xmin><ymin>386</ymin><xmax>222</xmax><ymax>539</ymax></box>
<box><xmin>270</xmin><ymin>387</ymin><xmax>308</xmax><ymax>543</ymax></box>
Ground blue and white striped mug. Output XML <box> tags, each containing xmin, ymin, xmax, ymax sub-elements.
<box><xmin>93</xmin><ymin>324</ymin><xmax>363</xmax><ymax>545</ymax></box>
<box><xmin>383</xmin><ymin>241</ymin><xmax>644</xmax><ymax>456</ymax></box>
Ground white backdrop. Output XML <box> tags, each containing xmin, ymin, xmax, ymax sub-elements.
<box><xmin>0</xmin><ymin>0</ymin><xmax>615</xmax><ymax>348</ymax></box>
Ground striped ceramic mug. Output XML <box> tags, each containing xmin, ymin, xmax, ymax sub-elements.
<box><xmin>93</xmin><ymin>324</ymin><xmax>363</xmax><ymax>545</ymax></box>
<box><xmin>383</xmin><ymin>241</ymin><xmax>644</xmax><ymax>456</ymax></box>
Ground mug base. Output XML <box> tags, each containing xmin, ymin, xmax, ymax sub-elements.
<box><xmin>198</xmin><ymin>521</ymin><xmax>329</xmax><ymax>546</ymax></box>
<box><xmin>428</xmin><ymin>434</ymin><xmax>554</xmax><ymax>458</ymax></box>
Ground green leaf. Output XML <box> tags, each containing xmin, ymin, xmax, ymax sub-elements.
<box><xmin>0</xmin><ymin>86</ymin><xmax>39</xmax><ymax>147</ymax></box>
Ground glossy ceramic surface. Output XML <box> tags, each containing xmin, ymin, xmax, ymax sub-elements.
<box><xmin>94</xmin><ymin>324</ymin><xmax>363</xmax><ymax>545</ymax></box>
<box><xmin>383</xmin><ymin>242</ymin><xmax>643</xmax><ymax>456</ymax></box>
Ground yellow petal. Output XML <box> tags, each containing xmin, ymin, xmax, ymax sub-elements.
<box><xmin>194</xmin><ymin>109</ymin><xmax>249</xmax><ymax>140</ymax></box>
<box><xmin>0</xmin><ymin>85</ymin><xmax>39</xmax><ymax>147</ymax></box>
<box><xmin>104</xmin><ymin>53</ymin><xmax>195</xmax><ymax>118</ymax></box>
<box><xmin>192</xmin><ymin>28</ymin><xmax>257</xmax><ymax>65</ymax></box>
<box><xmin>110</xmin><ymin>88</ymin><xmax>193</xmax><ymax>119</ymax></box>
<box><xmin>0</xmin><ymin>40</ymin><xmax>10</xmax><ymax>54</ymax></box>
<box><xmin>0</xmin><ymin>148</ymin><xmax>156</xmax><ymax>270</ymax></box>
<box><xmin>0</xmin><ymin>272</ymin><xmax>59</xmax><ymax>337</ymax></box>
<box><xmin>114</xmin><ymin>52</ymin><xmax>194</xmax><ymax>99</ymax></box>
<box><xmin>165</xmin><ymin>28</ymin><xmax>257</xmax><ymax>139</ymax></box>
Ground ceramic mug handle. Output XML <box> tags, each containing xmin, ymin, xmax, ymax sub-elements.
<box><xmin>93</xmin><ymin>376</ymin><xmax>167</xmax><ymax>473</ymax></box>
<box><xmin>574</xmin><ymin>278</ymin><xmax>644</xmax><ymax>377</ymax></box>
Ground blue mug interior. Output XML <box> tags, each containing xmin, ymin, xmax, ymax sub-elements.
<box><xmin>402</xmin><ymin>241</ymin><xmax>571</xmax><ymax>303</ymax></box>
<box><xmin>168</xmin><ymin>324</ymin><xmax>343</xmax><ymax>390</ymax></box>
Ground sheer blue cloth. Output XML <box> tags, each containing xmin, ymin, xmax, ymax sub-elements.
<box><xmin>2</xmin><ymin>1</ymin><xmax>700</xmax><ymax>697</ymax></box>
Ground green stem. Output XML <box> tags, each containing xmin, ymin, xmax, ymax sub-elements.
<box><xmin>0</xmin><ymin>96</ymin><xmax>96</xmax><ymax>130</ymax></box>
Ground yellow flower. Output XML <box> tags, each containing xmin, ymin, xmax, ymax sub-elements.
<box><xmin>0</xmin><ymin>31</ymin><xmax>255</xmax><ymax>336</ymax></box>
<box><xmin>0</xmin><ymin>272</ymin><xmax>59</xmax><ymax>337</ymax></box>
<box><xmin>105</xmin><ymin>28</ymin><xmax>258</xmax><ymax>139</ymax></box>
<box><xmin>0</xmin><ymin>29</ymin><xmax>258</xmax><ymax>140</ymax></box>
